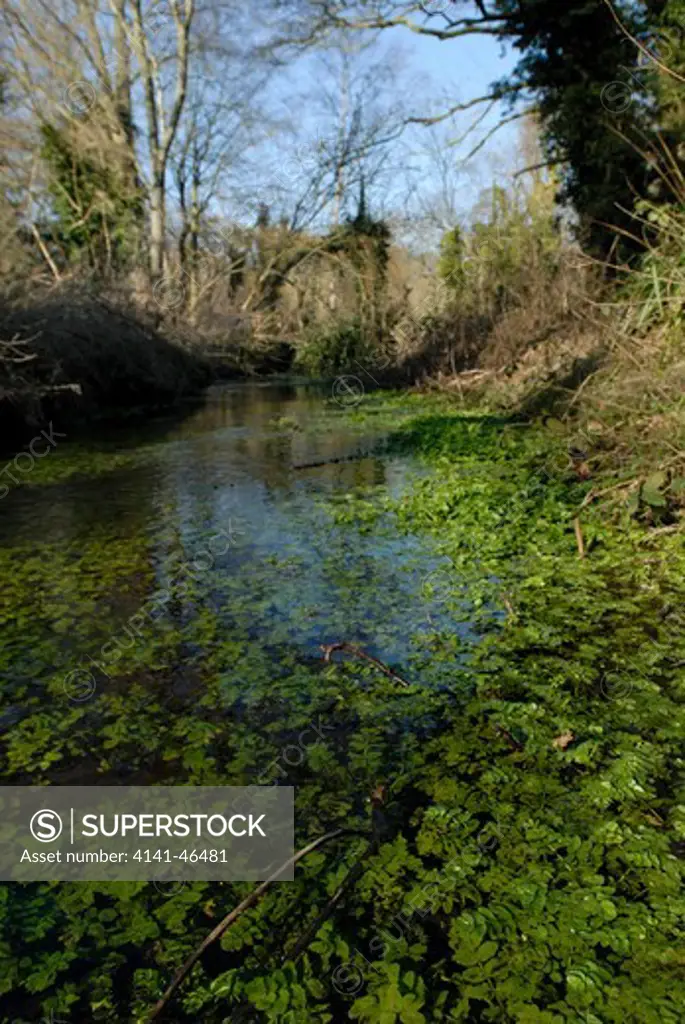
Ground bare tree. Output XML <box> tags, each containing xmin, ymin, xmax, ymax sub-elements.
<box><xmin>0</xmin><ymin>0</ymin><xmax>280</xmax><ymax>288</ymax></box>
<box><xmin>172</xmin><ymin>88</ymin><xmax>263</xmax><ymax>316</ymax></box>
<box><xmin>263</xmin><ymin>2</ymin><xmax>529</xmax><ymax>156</ymax></box>
<box><xmin>123</xmin><ymin>0</ymin><xmax>195</xmax><ymax>279</ymax></box>
<box><xmin>259</xmin><ymin>36</ymin><xmax>407</xmax><ymax>231</ymax></box>
<box><xmin>0</xmin><ymin>0</ymin><xmax>140</xmax><ymax>178</ymax></box>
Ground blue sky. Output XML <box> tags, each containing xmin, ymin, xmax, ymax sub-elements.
<box><xmin>362</xmin><ymin>26</ymin><xmax>524</xmax><ymax>242</ymax></box>
<box><xmin>202</xmin><ymin>15</ymin><xmax>527</xmax><ymax>246</ymax></box>
<box><xmin>271</xmin><ymin>24</ymin><xmax>524</xmax><ymax>240</ymax></box>
<box><xmin>410</xmin><ymin>26</ymin><xmax>518</xmax><ymax>105</ymax></box>
<box><xmin>403</xmin><ymin>28</ymin><xmax>523</xmax><ymax>212</ymax></box>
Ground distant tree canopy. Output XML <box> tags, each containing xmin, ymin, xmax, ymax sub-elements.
<box><xmin>438</xmin><ymin>175</ymin><xmax>562</xmax><ymax>319</ymax></box>
<box><xmin>330</xmin><ymin>182</ymin><xmax>391</xmax><ymax>276</ymax></box>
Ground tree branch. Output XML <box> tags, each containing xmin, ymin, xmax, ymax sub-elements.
<box><xmin>602</xmin><ymin>0</ymin><xmax>685</xmax><ymax>84</ymax></box>
<box><xmin>162</xmin><ymin>0</ymin><xmax>195</xmax><ymax>163</ymax></box>
<box><xmin>321</xmin><ymin>642</ymin><xmax>411</xmax><ymax>688</ymax></box>
<box><xmin>148</xmin><ymin>828</ymin><xmax>359</xmax><ymax>1021</ymax></box>
<box><xmin>453</xmin><ymin>107</ymin><xmax>536</xmax><ymax>162</ymax></box>
<box><xmin>320</xmin><ymin>5</ymin><xmax>506</xmax><ymax>42</ymax></box>
<box><xmin>127</xmin><ymin>0</ymin><xmax>161</xmax><ymax>157</ymax></box>
<box><xmin>513</xmin><ymin>158</ymin><xmax>561</xmax><ymax>179</ymax></box>
<box><xmin>407</xmin><ymin>83</ymin><xmax>525</xmax><ymax>126</ymax></box>
<box><xmin>30</xmin><ymin>224</ymin><xmax>61</xmax><ymax>281</ymax></box>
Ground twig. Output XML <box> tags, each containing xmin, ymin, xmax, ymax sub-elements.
<box><xmin>577</xmin><ymin>479</ymin><xmax>636</xmax><ymax>511</ymax></box>
<box><xmin>645</xmin><ymin>806</ymin><xmax>665</xmax><ymax>826</ymax></box>
<box><xmin>574</xmin><ymin>518</ymin><xmax>586</xmax><ymax>559</ymax></box>
<box><xmin>513</xmin><ymin>158</ymin><xmax>562</xmax><ymax>180</ymax></box>
<box><xmin>321</xmin><ymin>642</ymin><xmax>411</xmax><ymax>688</ymax></box>
<box><xmin>455</xmin><ymin>108</ymin><xmax>536</xmax><ymax>163</ymax></box>
<box><xmin>293</xmin><ymin>453</ymin><xmax>369</xmax><ymax>470</ymax></box>
<box><xmin>663</xmin><ymin>444</ymin><xmax>685</xmax><ymax>463</ymax></box>
<box><xmin>30</xmin><ymin>224</ymin><xmax>61</xmax><ymax>282</ymax></box>
<box><xmin>494</xmin><ymin>725</ymin><xmax>524</xmax><ymax>752</ymax></box>
<box><xmin>39</xmin><ymin>383</ymin><xmax>82</xmax><ymax>396</ymax></box>
<box><xmin>148</xmin><ymin>828</ymin><xmax>356</xmax><ymax>1021</ymax></box>
<box><xmin>637</xmin><ymin>524</ymin><xmax>682</xmax><ymax>543</ymax></box>
<box><xmin>0</xmin><ymin>339</ymin><xmax>36</xmax><ymax>363</ymax></box>
<box><xmin>406</xmin><ymin>84</ymin><xmax>523</xmax><ymax>126</ymax></box>
<box><xmin>287</xmin><ymin>785</ymin><xmax>389</xmax><ymax>966</ymax></box>
<box><xmin>288</xmin><ymin>846</ymin><xmax>371</xmax><ymax>964</ymax></box>
<box><xmin>602</xmin><ymin>0</ymin><xmax>685</xmax><ymax>84</ymax></box>
<box><xmin>565</xmin><ymin>368</ymin><xmax>602</xmax><ymax>408</ymax></box>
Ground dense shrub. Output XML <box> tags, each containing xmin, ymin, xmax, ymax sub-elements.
<box><xmin>295</xmin><ymin>317</ymin><xmax>376</xmax><ymax>377</ymax></box>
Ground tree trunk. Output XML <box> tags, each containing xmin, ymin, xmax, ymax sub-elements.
<box><xmin>111</xmin><ymin>0</ymin><xmax>142</xmax><ymax>264</ymax></box>
<box><xmin>149</xmin><ymin>176</ymin><xmax>165</xmax><ymax>280</ymax></box>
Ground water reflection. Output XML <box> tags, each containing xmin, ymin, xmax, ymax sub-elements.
<box><xmin>0</xmin><ymin>382</ymin><xmax>465</xmax><ymax>698</ymax></box>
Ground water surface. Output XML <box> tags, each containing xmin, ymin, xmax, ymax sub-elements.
<box><xmin>0</xmin><ymin>382</ymin><xmax>465</xmax><ymax>785</ymax></box>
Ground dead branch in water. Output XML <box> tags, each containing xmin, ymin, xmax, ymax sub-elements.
<box><xmin>293</xmin><ymin>452</ymin><xmax>371</xmax><ymax>470</ymax></box>
<box><xmin>495</xmin><ymin>724</ymin><xmax>525</xmax><ymax>752</ymax></box>
<box><xmin>148</xmin><ymin>828</ymin><xmax>359</xmax><ymax>1021</ymax></box>
<box><xmin>287</xmin><ymin>856</ymin><xmax>368</xmax><ymax>964</ymax></box>
<box><xmin>320</xmin><ymin>641</ymin><xmax>411</xmax><ymax>687</ymax></box>
<box><xmin>287</xmin><ymin>781</ymin><xmax>387</xmax><ymax>965</ymax></box>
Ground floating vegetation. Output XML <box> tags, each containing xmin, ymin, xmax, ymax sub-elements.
<box><xmin>1</xmin><ymin>384</ymin><xmax>684</xmax><ymax>1022</ymax></box>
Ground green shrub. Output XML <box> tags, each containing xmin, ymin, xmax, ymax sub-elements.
<box><xmin>295</xmin><ymin>317</ymin><xmax>374</xmax><ymax>377</ymax></box>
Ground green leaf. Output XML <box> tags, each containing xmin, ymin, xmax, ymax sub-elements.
<box><xmin>626</xmin><ymin>489</ymin><xmax>640</xmax><ymax>516</ymax></box>
<box><xmin>642</xmin><ymin>472</ymin><xmax>668</xmax><ymax>507</ymax></box>
<box><xmin>544</xmin><ymin>418</ymin><xmax>566</xmax><ymax>436</ymax></box>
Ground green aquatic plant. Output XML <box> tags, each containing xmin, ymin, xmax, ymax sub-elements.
<box><xmin>1</xmin><ymin>393</ymin><xmax>684</xmax><ymax>1022</ymax></box>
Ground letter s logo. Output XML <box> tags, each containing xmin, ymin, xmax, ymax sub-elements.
<box><xmin>30</xmin><ymin>809</ymin><xmax>63</xmax><ymax>842</ymax></box>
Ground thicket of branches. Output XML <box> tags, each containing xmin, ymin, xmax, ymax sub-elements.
<box><xmin>0</xmin><ymin>0</ymin><xmax>410</xmax><ymax>365</ymax></box>
<box><xmin>0</xmin><ymin>0</ymin><xmax>683</xmax><ymax>402</ymax></box>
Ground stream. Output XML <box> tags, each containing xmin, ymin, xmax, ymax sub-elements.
<box><xmin>0</xmin><ymin>381</ymin><xmax>466</xmax><ymax>787</ymax></box>
<box><xmin>3</xmin><ymin>383</ymin><xmax>681</xmax><ymax>1023</ymax></box>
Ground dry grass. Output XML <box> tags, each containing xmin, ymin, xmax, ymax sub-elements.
<box><xmin>411</xmin><ymin>157</ymin><xmax>685</xmax><ymax>534</ymax></box>
<box><xmin>573</xmin><ymin>313</ymin><xmax>685</xmax><ymax>479</ymax></box>
<box><xmin>403</xmin><ymin>237</ymin><xmax>602</xmax><ymax>400</ymax></box>
<box><xmin>431</xmin><ymin>192</ymin><xmax>685</xmax><ymax>524</ymax></box>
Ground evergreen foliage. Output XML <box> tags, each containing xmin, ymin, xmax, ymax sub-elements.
<box><xmin>40</xmin><ymin>123</ymin><xmax>142</xmax><ymax>273</ymax></box>
<box><xmin>495</xmin><ymin>0</ymin><xmax>671</xmax><ymax>257</ymax></box>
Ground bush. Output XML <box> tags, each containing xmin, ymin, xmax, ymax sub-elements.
<box><xmin>295</xmin><ymin>317</ymin><xmax>377</xmax><ymax>377</ymax></box>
